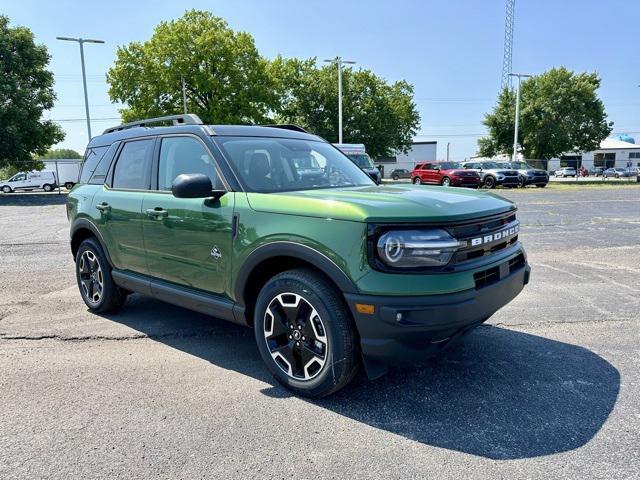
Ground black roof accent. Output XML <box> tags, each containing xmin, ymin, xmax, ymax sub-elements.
<box><xmin>260</xmin><ymin>124</ymin><xmax>308</xmax><ymax>133</ymax></box>
<box><xmin>103</xmin><ymin>114</ymin><xmax>203</xmax><ymax>134</ymax></box>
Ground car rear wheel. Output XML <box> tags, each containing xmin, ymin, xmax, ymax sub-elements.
<box><xmin>1</xmin><ymin>186</ymin><xmax>11</xmax><ymax>193</ymax></box>
<box><xmin>254</xmin><ymin>269</ymin><xmax>359</xmax><ymax>398</ymax></box>
<box><xmin>42</xmin><ymin>184</ymin><xmax>53</xmax><ymax>192</ymax></box>
<box><xmin>75</xmin><ymin>238</ymin><xmax>127</xmax><ymax>313</ymax></box>
<box><xmin>483</xmin><ymin>176</ymin><xmax>496</xmax><ymax>189</ymax></box>
<box><xmin>64</xmin><ymin>182</ymin><xmax>75</xmax><ymax>189</ymax></box>
<box><xmin>392</xmin><ymin>175</ymin><xmax>399</xmax><ymax>180</ymax></box>
<box><xmin>518</xmin><ymin>177</ymin><xmax>526</xmax><ymax>188</ymax></box>
<box><xmin>412</xmin><ymin>177</ymin><xmax>421</xmax><ymax>185</ymax></box>
<box><xmin>441</xmin><ymin>177</ymin><xmax>451</xmax><ymax>187</ymax></box>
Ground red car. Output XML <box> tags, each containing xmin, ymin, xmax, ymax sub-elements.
<box><xmin>411</xmin><ymin>161</ymin><xmax>482</xmax><ymax>188</ymax></box>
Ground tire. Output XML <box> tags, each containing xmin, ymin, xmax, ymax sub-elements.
<box><xmin>518</xmin><ymin>176</ymin><xmax>526</xmax><ymax>188</ymax></box>
<box><xmin>1</xmin><ymin>186</ymin><xmax>11</xmax><ymax>193</ymax></box>
<box><xmin>484</xmin><ymin>176</ymin><xmax>496</xmax><ymax>189</ymax></box>
<box><xmin>42</xmin><ymin>184</ymin><xmax>53</xmax><ymax>192</ymax></box>
<box><xmin>441</xmin><ymin>177</ymin><xmax>451</xmax><ymax>187</ymax></box>
<box><xmin>253</xmin><ymin>268</ymin><xmax>359</xmax><ymax>398</ymax></box>
<box><xmin>412</xmin><ymin>177</ymin><xmax>421</xmax><ymax>185</ymax></box>
<box><xmin>392</xmin><ymin>175</ymin><xmax>399</xmax><ymax>181</ymax></box>
<box><xmin>64</xmin><ymin>182</ymin><xmax>75</xmax><ymax>190</ymax></box>
<box><xmin>75</xmin><ymin>238</ymin><xmax>127</xmax><ymax>313</ymax></box>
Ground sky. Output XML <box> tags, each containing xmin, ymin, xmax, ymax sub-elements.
<box><xmin>3</xmin><ymin>0</ymin><xmax>640</xmax><ymax>160</ymax></box>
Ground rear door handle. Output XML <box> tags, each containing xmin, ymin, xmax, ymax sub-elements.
<box><xmin>146</xmin><ymin>208</ymin><xmax>168</xmax><ymax>218</ymax></box>
<box><xmin>96</xmin><ymin>203</ymin><xmax>111</xmax><ymax>212</ymax></box>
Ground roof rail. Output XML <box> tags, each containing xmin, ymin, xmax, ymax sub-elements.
<box><xmin>103</xmin><ymin>114</ymin><xmax>203</xmax><ymax>134</ymax></box>
<box><xmin>260</xmin><ymin>124</ymin><xmax>308</xmax><ymax>133</ymax></box>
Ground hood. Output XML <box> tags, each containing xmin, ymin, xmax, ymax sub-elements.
<box><xmin>246</xmin><ymin>184</ymin><xmax>516</xmax><ymax>223</ymax></box>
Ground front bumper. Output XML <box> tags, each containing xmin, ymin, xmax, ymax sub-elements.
<box><xmin>524</xmin><ymin>175</ymin><xmax>549</xmax><ymax>185</ymax></box>
<box><xmin>496</xmin><ymin>176</ymin><xmax>520</xmax><ymax>186</ymax></box>
<box><xmin>345</xmin><ymin>258</ymin><xmax>530</xmax><ymax>378</ymax></box>
<box><xmin>451</xmin><ymin>176</ymin><xmax>481</xmax><ymax>187</ymax></box>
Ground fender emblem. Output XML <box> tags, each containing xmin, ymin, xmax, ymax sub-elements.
<box><xmin>210</xmin><ymin>246</ymin><xmax>222</xmax><ymax>259</ymax></box>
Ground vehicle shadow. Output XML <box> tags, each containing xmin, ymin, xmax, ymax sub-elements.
<box><xmin>102</xmin><ymin>294</ymin><xmax>620</xmax><ymax>461</ymax></box>
<box><xmin>0</xmin><ymin>192</ymin><xmax>68</xmax><ymax>206</ymax></box>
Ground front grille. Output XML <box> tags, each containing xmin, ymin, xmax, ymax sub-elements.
<box><xmin>474</xmin><ymin>253</ymin><xmax>526</xmax><ymax>289</ymax></box>
<box><xmin>448</xmin><ymin>211</ymin><xmax>519</xmax><ymax>263</ymax></box>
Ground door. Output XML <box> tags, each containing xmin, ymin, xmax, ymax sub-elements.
<box><xmin>420</xmin><ymin>163</ymin><xmax>434</xmax><ymax>183</ymax></box>
<box><xmin>8</xmin><ymin>173</ymin><xmax>27</xmax><ymax>190</ymax></box>
<box><xmin>92</xmin><ymin>138</ymin><xmax>155</xmax><ymax>274</ymax></box>
<box><xmin>142</xmin><ymin>135</ymin><xmax>234</xmax><ymax>296</ymax></box>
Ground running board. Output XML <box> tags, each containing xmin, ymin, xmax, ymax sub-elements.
<box><xmin>111</xmin><ymin>270</ymin><xmax>244</xmax><ymax>326</ymax></box>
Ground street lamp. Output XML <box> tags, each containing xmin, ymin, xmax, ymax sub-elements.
<box><xmin>56</xmin><ymin>37</ymin><xmax>105</xmax><ymax>140</ymax></box>
<box><xmin>323</xmin><ymin>57</ymin><xmax>356</xmax><ymax>144</ymax></box>
<box><xmin>508</xmin><ymin>73</ymin><xmax>532</xmax><ymax>162</ymax></box>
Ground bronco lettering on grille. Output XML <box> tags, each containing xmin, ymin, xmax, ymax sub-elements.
<box><xmin>470</xmin><ymin>224</ymin><xmax>519</xmax><ymax>246</ymax></box>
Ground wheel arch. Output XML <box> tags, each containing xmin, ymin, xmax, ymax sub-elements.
<box><xmin>234</xmin><ymin>242</ymin><xmax>358</xmax><ymax>326</ymax></box>
<box><xmin>70</xmin><ymin>219</ymin><xmax>113</xmax><ymax>266</ymax></box>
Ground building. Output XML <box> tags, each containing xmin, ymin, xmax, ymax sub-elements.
<box><xmin>547</xmin><ymin>137</ymin><xmax>640</xmax><ymax>171</ymax></box>
<box><xmin>376</xmin><ymin>139</ymin><xmax>438</xmax><ymax>178</ymax></box>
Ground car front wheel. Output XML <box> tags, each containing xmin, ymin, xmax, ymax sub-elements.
<box><xmin>441</xmin><ymin>177</ymin><xmax>451</xmax><ymax>187</ymax></box>
<box><xmin>254</xmin><ymin>269</ymin><xmax>359</xmax><ymax>398</ymax></box>
<box><xmin>484</xmin><ymin>176</ymin><xmax>496</xmax><ymax>188</ymax></box>
<box><xmin>1</xmin><ymin>186</ymin><xmax>11</xmax><ymax>193</ymax></box>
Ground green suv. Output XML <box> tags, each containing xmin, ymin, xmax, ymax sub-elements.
<box><xmin>68</xmin><ymin>114</ymin><xmax>530</xmax><ymax>397</ymax></box>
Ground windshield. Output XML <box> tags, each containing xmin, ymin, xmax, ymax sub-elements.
<box><xmin>215</xmin><ymin>136</ymin><xmax>375</xmax><ymax>193</ymax></box>
<box><xmin>346</xmin><ymin>153</ymin><xmax>374</xmax><ymax>169</ymax></box>
<box><xmin>481</xmin><ymin>162</ymin><xmax>500</xmax><ymax>169</ymax></box>
<box><xmin>438</xmin><ymin>162</ymin><xmax>461</xmax><ymax>169</ymax></box>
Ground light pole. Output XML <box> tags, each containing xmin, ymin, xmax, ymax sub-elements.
<box><xmin>56</xmin><ymin>37</ymin><xmax>105</xmax><ymax>141</ymax></box>
<box><xmin>324</xmin><ymin>57</ymin><xmax>356</xmax><ymax>144</ymax></box>
<box><xmin>508</xmin><ymin>73</ymin><xmax>531</xmax><ymax>162</ymax></box>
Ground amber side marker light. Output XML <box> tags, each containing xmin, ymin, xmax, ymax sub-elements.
<box><xmin>355</xmin><ymin>303</ymin><xmax>375</xmax><ymax>314</ymax></box>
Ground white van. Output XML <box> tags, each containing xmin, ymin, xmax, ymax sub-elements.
<box><xmin>0</xmin><ymin>171</ymin><xmax>57</xmax><ymax>193</ymax></box>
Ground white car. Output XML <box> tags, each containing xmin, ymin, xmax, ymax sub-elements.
<box><xmin>554</xmin><ymin>167</ymin><xmax>577</xmax><ymax>178</ymax></box>
<box><xmin>0</xmin><ymin>170</ymin><xmax>57</xmax><ymax>193</ymax></box>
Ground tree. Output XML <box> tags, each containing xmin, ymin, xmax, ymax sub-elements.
<box><xmin>107</xmin><ymin>10</ymin><xmax>277</xmax><ymax>124</ymax></box>
<box><xmin>0</xmin><ymin>16</ymin><xmax>64</xmax><ymax>170</ymax></box>
<box><xmin>36</xmin><ymin>148</ymin><xmax>82</xmax><ymax>159</ymax></box>
<box><xmin>270</xmin><ymin>57</ymin><xmax>420</xmax><ymax>159</ymax></box>
<box><xmin>478</xmin><ymin>67</ymin><xmax>613</xmax><ymax>159</ymax></box>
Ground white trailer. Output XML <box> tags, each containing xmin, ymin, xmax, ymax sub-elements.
<box><xmin>41</xmin><ymin>160</ymin><xmax>81</xmax><ymax>189</ymax></box>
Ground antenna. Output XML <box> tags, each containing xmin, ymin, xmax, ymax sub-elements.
<box><xmin>501</xmin><ymin>0</ymin><xmax>516</xmax><ymax>90</ymax></box>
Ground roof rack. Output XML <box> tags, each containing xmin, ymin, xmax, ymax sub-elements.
<box><xmin>103</xmin><ymin>114</ymin><xmax>203</xmax><ymax>134</ymax></box>
<box><xmin>260</xmin><ymin>124</ymin><xmax>308</xmax><ymax>133</ymax></box>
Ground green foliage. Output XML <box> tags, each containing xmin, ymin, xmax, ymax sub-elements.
<box><xmin>478</xmin><ymin>67</ymin><xmax>612</xmax><ymax>159</ymax></box>
<box><xmin>270</xmin><ymin>56</ymin><xmax>420</xmax><ymax>159</ymax></box>
<box><xmin>36</xmin><ymin>148</ymin><xmax>83</xmax><ymax>159</ymax></box>
<box><xmin>0</xmin><ymin>16</ymin><xmax>64</xmax><ymax>170</ymax></box>
<box><xmin>107</xmin><ymin>10</ymin><xmax>277</xmax><ymax>124</ymax></box>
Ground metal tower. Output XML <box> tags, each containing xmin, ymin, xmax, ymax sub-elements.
<box><xmin>501</xmin><ymin>0</ymin><xmax>516</xmax><ymax>90</ymax></box>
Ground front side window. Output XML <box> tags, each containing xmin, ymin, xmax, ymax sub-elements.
<box><xmin>438</xmin><ymin>162</ymin><xmax>461</xmax><ymax>169</ymax></box>
<box><xmin>10</xmin><ymin>174</ymin><xmax>26</xmax><ymax>182</ymax></box>
<box><xmin>112</xmin><ymin>139</ymin><xmax>154</xmax><ymax>190</ymax></box>
<box><xmin>346</xmin><ymin>153</ymin><xmax>374</xmax><ymax>169</ymax></box>
<box><xmin>158</xmin><ymin>136</ymin><xmax>218</xmax><ymax>190</ymax></box>
<box><xmin>215</xmin><ymin>136</ymin><xmax>373</xmax><ymax>193</ymax></box>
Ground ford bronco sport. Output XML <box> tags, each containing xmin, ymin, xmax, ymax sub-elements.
<box><xmin>68</xmin><ymin>114</ymin><xmax>530</xmax><ymax>398</ymax></box>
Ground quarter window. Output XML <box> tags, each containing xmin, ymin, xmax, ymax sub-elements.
<box><xmin>112</xmin><ymin>139</ymin><xmax>154</xmax><ymax>190</ymax></box>
<box><xmin>158</xmin><ymin>137</ymin><xmax>218</xmax><ymax>191</ymax></box>
<box><xmin>79</xmin><ymin>146</ymin><xmax>109</xmax><ymax>183</ymax></box>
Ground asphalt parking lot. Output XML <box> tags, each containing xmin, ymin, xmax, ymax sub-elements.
<box><xmin>1</xmin><ymin>186</ymin><xmax>639</xmax><ymax>479</ymax></box>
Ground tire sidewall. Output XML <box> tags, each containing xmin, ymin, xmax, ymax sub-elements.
<box><xmin>43</xmin><ymin>184</ymin><xmax>52</xmax><ymax>192</ymax></box>
<box><xmin>2</xmin><ymin>186</ymin><xmax>11</xmax><ymax>193</ymax></box>
<box><xmin>253</xmin><ymin>272</ymin><xmax>354</xmax><ymax>397</ymax></box>
<box><xmin>442</xmin><ymin>177</ymin><xmax>450</xmax><ymax>186</ymax></box>
<box><xmin>75</xmin><ymin>238</ymin><xmax>120</xmax><ymax>312</ymax></box>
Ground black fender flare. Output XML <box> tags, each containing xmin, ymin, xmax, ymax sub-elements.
<box><xmin>233</xmin><ymin>241</ymin><xmax>358</xmax><ymax>307</ymax></box>
<box><xmin>69</xmin><ymin>218</ymin><xmax>114</xmax><ymax>266</ymax></box>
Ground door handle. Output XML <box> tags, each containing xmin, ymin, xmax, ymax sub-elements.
<box><xmin>96</xmin><ymin>203</ymin><xmax>111</xmax><ymax>212</ymax></box>
<box><xmin>146</xmin><ymin>208</ymin><xmax>168</xmax><ymax>219</ymax></box>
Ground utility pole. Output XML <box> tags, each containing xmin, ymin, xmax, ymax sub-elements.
<box><xmin>446</xmin><ymin>142</ymin><xmax>450</xmax><ymax>162</ymax></box>
<box><xmin>56</xmin><ymin>37</ymin><xmax>105</xmax><ymax>141</ymax></box>
<box><xmin>323</xmin><ymin>56</ymin><xmax>356</xmax><ymax>144</ymax></box>
<box><xmin>181</xmin><ymin>76</ymin><xmax>188</xmax><ymax>114</ymax></box>
<box><xmin>509</xmin><ymin>73</ymin><xmax>531</xmax><ymax>162</ymax></box>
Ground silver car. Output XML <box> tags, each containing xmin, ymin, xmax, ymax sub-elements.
<box><xmin>555</xmin><ymin>167</ymin><xmax>577</xmax><ymax>178</ymax></box>
<box><xmin>460</xmin><ymin>161</ymin><xmax>520</xmax><ymax>189</ymax></box>
<box><xmin>501</xmin><ymin>161</ymin><xmax>549</xmax><ymax>188</ymax></box>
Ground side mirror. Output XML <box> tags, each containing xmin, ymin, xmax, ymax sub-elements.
<box><xmin>171</xmin><ymin>173</ymin><xmax>225</xmax><ymax>199</ymax></box>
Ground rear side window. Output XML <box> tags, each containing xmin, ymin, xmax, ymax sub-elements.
<box><xmin>79</xmin><ymin>146</ymin><xmax>109</xmax><ymax>183</ymax></box>
<box><xmin>112</xmin><ymin>139</ymin><xmax>154</xmax><ymax>190</ymax></box>
<box><xmin>158</xmin><ymin>136</ymin><xmax>218</xmax><ymax>190</ymax></box>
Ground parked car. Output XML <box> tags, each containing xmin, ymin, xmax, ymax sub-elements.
<box><xmin>589</xmin><ymin>167</ymin><xmax>605</xmax><ymax>177</ymax></box>
<box><xmin>333</xmin><ymin>143</ymin><xmax>381</xmax><ymax>184</ymax></box>
<box><xmin>555</xmin><ymin>167</ymin><xmax>577</xmax><ymax>178</ymax></box>
<box><xmin>0</xmin><ymin>170</ymin><xmax>57</xmax><ymax>193</ymax></box>
<box><xmin>67</xmin><ymin>114</ymin><xmax>530</xmax><ymax>398</ymax></box>
<box><xmin>500</xmin><ymin>161</ymin><xmax>549</xmax><ymax>188</ymax></box>
<box><xmin>411</xmin><ymin>161</ymin><xmax>481</xmax><ymax>187</ymax></box>
<box><xmin>459</xmin><ymin>161</ymin><xmax>520</xmax><ymax>188</ymax></box>
<box><xmin>390</xmin><ymin>168</ymin><xmax>411</xmax><ymax>180</ymax></box>
<box><xmin>603</xmin><ymin>167</ymin><xmax>631</xmax><ymax>178</ymax></box>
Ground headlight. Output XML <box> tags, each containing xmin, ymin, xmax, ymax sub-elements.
<box><xmin>376</xmin><ymin>229</ymin><xmax>460</xmax><ymax>268</ymax></box>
